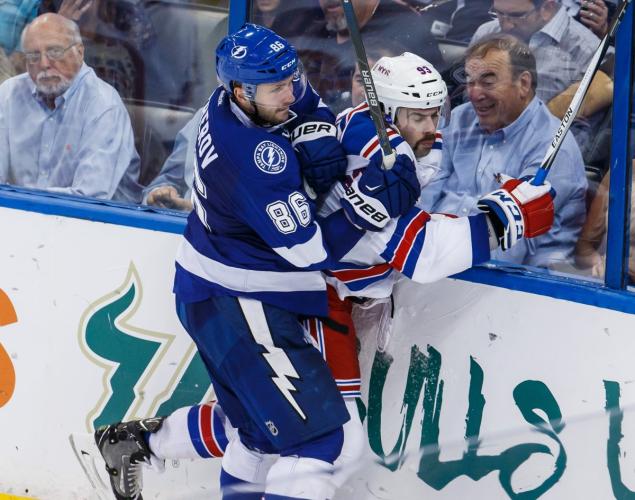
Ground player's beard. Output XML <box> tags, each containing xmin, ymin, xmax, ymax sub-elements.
<box><xmin>35</xmin><ymin>71</ymin><xmax>72</xmax><ymax>98</ymax></box>
<box><xmin>413</xmin><ymin>133</ymin><xmax>436</xmax><ymax>158</ymax></box>
<box><xmin>254</xmin><ymin>104</ymin><xmax>290</xmax><ymax>125</ymax></box>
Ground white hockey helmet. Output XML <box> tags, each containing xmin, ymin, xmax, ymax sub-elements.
<box><xmin>372</xmin><ymin>52</ymin><xmax>448</xmax><ymax>122</ymax></box>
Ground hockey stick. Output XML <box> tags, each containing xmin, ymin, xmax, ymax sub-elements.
<box><xmin>341</xmin><ymin>0</ymin><xmax>396</xmax><ymax>169</ymax></box>
<box><xmin>532</xmin><ymin>0</ymin><xmax>632</xmax><ymax>185</ymax></box>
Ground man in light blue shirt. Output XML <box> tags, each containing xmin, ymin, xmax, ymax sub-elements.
<box><xmin>0</xmin><ymin>13</ymin><xmax>141</xmax><ymax>202</ymax></box>
<box><xmin>420</xmin><ymin>35</ymin><xmax>587</xmax><ymax>268</ymax></box>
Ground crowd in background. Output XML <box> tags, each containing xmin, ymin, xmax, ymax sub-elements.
<box><xmin>0</xmin><ymin>0</ymin><xmax>628</xmax><ymax>280</ymax></box>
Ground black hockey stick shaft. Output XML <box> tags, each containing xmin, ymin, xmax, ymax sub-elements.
<box><xmin>532</xmin><ymin>0</ymin><xmax>632</xmax><ymax>185</ymax></box>
<box><xmin>341</xmin><ymin>0</ymin><xmax>396</xmax><ymax>169</ymax></box>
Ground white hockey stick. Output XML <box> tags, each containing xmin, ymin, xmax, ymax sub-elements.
<box><xmin>532</xmin><ymin>0</ymin><xmax>632</xmax><ymax>185</ymax></box>
<box><xmin>341</xmin><ymin>0</ymin><xmax>396</xmax><ymax>169</ymax></box>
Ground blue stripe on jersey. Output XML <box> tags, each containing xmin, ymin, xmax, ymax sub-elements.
<box><xmin>469</xmin><ymin>213</ymin><xmax>491</xmax><ymax>265</ymax></box>
<box><xmin>187</xmin><ymin>405</ymin><xmax>211</xmax><ymax>458</ymax></box>
<box><xmin>212</xmin><ymin>409</ymin><xmax>229</xmax><ymax>452</ymax></box>
<box><xmin>402</xmin><ymin>225</ymin><xmax>428</xmax><ymax>278</ymax></box>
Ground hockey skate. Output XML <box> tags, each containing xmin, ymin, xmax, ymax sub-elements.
<box><xmin>93</xmin><ymin>417</ymin><xmax>164</xmax><ymax>500</ymax></box>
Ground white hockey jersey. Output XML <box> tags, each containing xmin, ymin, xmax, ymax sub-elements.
<box><xmin>320</xmin><ymin>103</ymin><xmax>491</xmax><ymax>300</ymax></box>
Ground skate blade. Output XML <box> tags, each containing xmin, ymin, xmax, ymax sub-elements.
<box><xmin>69</xmin><ymin>433</ymin><xmax>113</xmax><ymax>500</ymax></box>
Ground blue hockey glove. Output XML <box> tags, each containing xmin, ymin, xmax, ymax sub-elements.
<box><xmin>340</xmin><ymin>154</ymin><xmax>421</xmax><ymax>231</ymax></box>
<box><xmin>291</xmin><ymin>120</ymin><xmax>348</xmax><ymax>195</ymax></box>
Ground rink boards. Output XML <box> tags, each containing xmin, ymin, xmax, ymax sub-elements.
<box><xmin>1</xmin><ymin>205</ymin><xmax>635</xmax><ymax>499</ymax></box>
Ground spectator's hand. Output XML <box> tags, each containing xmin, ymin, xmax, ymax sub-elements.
<box><xmin>291</xmin><ymin>121</ymin><xmax>348</xmax><ymax>196</ymax></box>
<box><xmin>58</xmin><ymin>0</ymin><xmax>93</xmax><ymax>22</ymax></box>
<box><xmin>477</xmin><ymin>174</ymin><xmax>555</xmax><ymax>251</ymax></box>
<box><xmin>340</xmin><ymin>154</ymin><xmax>420</xmax><ymax>231</ymax></box>
<box><xmin>147</xmin><ymin>186</ymin><xmax>192</xmax><ymax>211</ymax></box>
<box><xmin>579</xmin><ymin>0</ymin><xmax>608</xmax><ymax>38</ymax></box>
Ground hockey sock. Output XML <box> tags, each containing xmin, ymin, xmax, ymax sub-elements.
<box><xmin>265</xmin><ymin>427</ymin><xmax>344</xmax><ymax>499</ymax></box>
<box><xmin>148</xmin><ymin>402</ymin><xmax>232</xmax><ymax>460</ymax></box>
<box><xmin>332</xmin><ymin>399</ymin><xmax>365</xmax><ymax>488</ymax></box>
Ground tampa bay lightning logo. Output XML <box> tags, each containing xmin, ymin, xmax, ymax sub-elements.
<box><xmin>254</xmin><ymin>141</ymin><xmax>287</xmax><ymax>174</ymax></box>
<box><xmin>231</xmin><ymin>45</ymin><xmax>248</xmax><ymax>59</ymax></box>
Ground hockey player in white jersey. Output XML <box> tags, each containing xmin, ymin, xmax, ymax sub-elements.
<box><xmin>83</xmin><ymin>52</ymin><xmax>556</xmax><ymax>500</ymax></box>
<box><xmin>89</xmin><ymin>24</ymin><xmax>423</xmax><ymax>500</ymax></box>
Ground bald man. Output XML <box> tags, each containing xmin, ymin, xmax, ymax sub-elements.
<box><xmin>0</xmin><ymin>14</ymin><xmax>141</xmax><ymax>202</ymax></box>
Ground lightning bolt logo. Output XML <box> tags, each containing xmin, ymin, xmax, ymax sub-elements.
<box><xmin>238</xmin><ymin>297</ymin><xmax>307</xmax><ymax>421</ymax></box>
<box><xmin>265</xmin><ymin>147</ymin><xmax>276</xmax><ymax>167</ymax></box>
<box><xmin>262</xmin><ymin>344</ymin><xmax>306</xmax><ymax>420</ymax></box>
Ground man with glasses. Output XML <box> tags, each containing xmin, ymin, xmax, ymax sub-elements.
<box><xmin>473</xmin><ymin>0</ymin><xmax>604</xmax><ymax>105</ymax></box>
<box><xmin>420</xmin><ymin>35</ymin><xmax>586</xmax><ymax>268</ymax></box>
<box><xmin>0</xmin><ymin>13</ymin><xmax>141</xmax><ymax>202</ymax></box>
<box><xmin>471</xmin><ymin>0</ymin><xmax>613</xmax><ymax>164</ymax></box>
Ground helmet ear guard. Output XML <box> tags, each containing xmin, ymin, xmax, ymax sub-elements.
<box><xmin>371</xmin><ymin>52</ymin><xmax>448</xmax><ymax>123</ymax></box>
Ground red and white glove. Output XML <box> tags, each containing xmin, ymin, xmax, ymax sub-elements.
<box><xmin>477</xmin><ymin>174</ymin><xmax>555</xmax><ymax>251</ymax></box>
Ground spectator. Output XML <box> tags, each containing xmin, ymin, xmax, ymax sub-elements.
<box><xmin>470</xmin><ymin>0</ymin><xmax>610</xmax><ymax>103</ymax></box>
<box><xmin>562</xmin><ymin>0</ymin><xmax>613</xmax><ymax>38</ymax></box>
<box><xmin>470</xmin><ymin>0</ymin><xmax>613</xmax><ymax>154</ymax></box>
<box><xmin>0</xmin><ymin>0</ymin><xmax>40</xmax><ymax>57</ymax></box>
<box><xmin>0</xmin><ymin>14</ymin><xmax>141</xmax><ymax>202</ymax></box>
<box><xmin>143</xmin><ymin>107</ymin><xmax>203</xmax><ymax>211</ymax></box>
<box><xmin>41</xmin><ymin>0</ymin><xmax>198</xmax><ymax>107</ymax></box>
<box><xmin>0</xmin><ymin>48</ymin><xmax>15</xmax><ymax>84</ymax></box>
<box><xmin>420</xmin><ymin>35</ymin><xmax>587</xmax><ymax>267</ymax></box>
<box><xmin>0</xmin><ymin>0</ymin><xmax>92</xmax><ymax>78</ymax></box>
<box><xmin>574</xmin><ymin>164</ymin><xmax>635</xmax><ymax>281</ymax></box>
<box><xmin>414</xmin><ymin>0</ymin><xmax>495</xmax><ymax>41</ymax></box>
<box><xmin>253</xmin><ymin>0</ymin><xmax>282</xmax><ymax>28</ymax></box>
<box><xmin>71</xmin><ymin>0</ymin><xmax>140</xmax><ymax>99</ymax></box>
<box><xmin>287</xmin><ymin>0</ymin><xmax>444</xmax><ymax>114</ymax></box>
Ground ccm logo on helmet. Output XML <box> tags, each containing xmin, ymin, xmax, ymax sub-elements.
<box><xmin>231</xmin><ymin>46</ymin><xmax>248</xmax><ymax>59</ymax></box>
<box><xmin>427</xmin><ymin>90</ymin><xmax>443</xmax><ymax>97</ymax></box>
<box><xmin>281</xmin><ymin>58</ymin><xmax>296</xmax><ymax>71</ymax></box>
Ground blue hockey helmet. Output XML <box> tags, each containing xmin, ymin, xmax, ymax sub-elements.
<box><xmin>216</xmin><ymin>23</ymin><xmax>305</xmax><ymax>101</ymax></box>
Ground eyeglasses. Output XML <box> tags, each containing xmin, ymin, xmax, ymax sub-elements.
<box><xmin>24</xmin><ymin>43</ymin><xmax>79</xmax><ymax>65</ymax></box>
<box><xmin>487</xmin><ymin>6</ymin><xmax>538</xmax><ymax>21</ymax></box>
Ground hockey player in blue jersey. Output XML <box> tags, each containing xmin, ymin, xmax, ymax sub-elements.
<box><xmin>85</xmin><ymin>49</ymin><xmax>557</xmax><ymax>500</ymax></box>
<box><xmin>92</xmin><ymin>24</ymin><xmax>423</xmax><ymax>500</ymax></box>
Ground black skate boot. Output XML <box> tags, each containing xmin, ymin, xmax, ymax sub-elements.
<box><xmin>94</xmin><ymin>417</ymin><xmax>164</xmax><ymax>500</ymax></box>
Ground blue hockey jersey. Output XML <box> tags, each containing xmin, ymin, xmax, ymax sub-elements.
<box><xmin>174</xmin><ymin>86</ymin><xmax>363</xmax><ymax>317</ymax></box>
